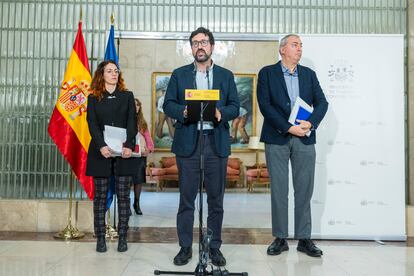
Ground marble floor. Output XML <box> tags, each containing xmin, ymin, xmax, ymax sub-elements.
<box><xmin>0</xmin><ymin>240</ymin><xmax>413</xmax><ymax>276</ymax></box>
<box><xmin>1</xmin><ymin>190</ymin><xmax>413</xmax><ymax>276</ymax></box>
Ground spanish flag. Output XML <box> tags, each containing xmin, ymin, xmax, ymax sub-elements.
<box><xmin>48</xmin><ymin>21</ymin><xmax>94</xmax><ymax>200</ymax></box>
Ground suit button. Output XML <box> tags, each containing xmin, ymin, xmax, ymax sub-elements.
<box><xmin>287</xmin><ymin>102</ymin><xmax>290</xmax><ymax>106</ymax></box>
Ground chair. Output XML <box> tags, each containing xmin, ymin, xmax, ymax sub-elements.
<box><xmin>146</xmin><ymin>157</ymin><xmax>179</xmax><ymax>191</ymax></box>
<box><xmin>147</xmin><ymin>156</ymin><xmax>178</xmax><ymax>191</ymax></box>
<box><xmin>226</xmin><ymin>157</ymin><xmax>244</xmax><ymax>187</ymax></box>
<box><xmin>158</xmin><ymin>156</ymin><xmax>179</xmax><ymax>190</ymax></box>
<box><xmin>146</xmin><ymin>162</ymin><xmax>165</xmax><ymax>191</ymax></box>
<box><xmin>245</xmin><ymin>163</ymin><xmax>270</xmax><ymax>192</ymax></box>
<box><xmin>245</xmin><ymin>136</ymin><xmax>270</xmax><ymax>192</ymax></box>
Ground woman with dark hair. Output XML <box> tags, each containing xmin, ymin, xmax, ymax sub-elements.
<box><xmin>132</xmin><ymin>98</ymin><xmax>154</xmax><ymax>215</ymax></box>
<box><xmin>86</xmin><ymin>60</ymin><xmax>137</xmax><ymax>253</ymax></box>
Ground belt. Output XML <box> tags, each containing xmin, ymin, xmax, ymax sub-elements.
<box><xmin>198</xmin><ymin>129</ymin><xmax>214</xmax><ymax>135</ymax></box>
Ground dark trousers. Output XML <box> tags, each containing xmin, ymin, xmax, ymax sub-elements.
<box><xmin>93</xmin><ymin>176</ymin><xmax>132</xmax><ymax>237</ymax></box>
<box><xmin>176</xmin><ymin>133</ymin><xmax>228</xmax><ymax>249</ymax></box>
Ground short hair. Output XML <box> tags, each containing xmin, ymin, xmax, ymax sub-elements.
<box><xmin>189</xmin><ymin>27</ymin><xmax>215</xmax><ymax>46</ymax></box>
<box><xmin>279</xmin><ymin>34</ymin><xmax>300</xmax><ymax>54</ymax></box>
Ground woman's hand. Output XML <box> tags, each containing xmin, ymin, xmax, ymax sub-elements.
<box><xmin>100</xmin><ymin>146</ymin><xmax>112</xmax><ymax>158</ymax></box>
<box><xmin>122</xmin><ymin>147</ymin><xmax>132</xmax><ymax>158</ymax></box>
<box><xmin>141</xmin><ymin>146</ymin><xmax>149</xmax><ymax>157</ymax></box>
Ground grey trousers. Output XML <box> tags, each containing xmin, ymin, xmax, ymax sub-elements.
<box><xmin>265</xmin><ymin>136</ymin><xmax>316</xmax><ymax>239</ymax></box>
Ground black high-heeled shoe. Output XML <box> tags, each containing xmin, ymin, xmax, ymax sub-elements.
<box><xmin>133</xmin><ymin>199</ymin><xmax>143</xmax><ymax>215</ymax></box>
<box><xmin>96</xmin><ymin>236</ymin><xmax>107</xmax><ymax>253</ymax></box>
<box><xmin>118</xmin><ymin>235</ymin><xmax>128</xmax><ymax>252</ymax></box>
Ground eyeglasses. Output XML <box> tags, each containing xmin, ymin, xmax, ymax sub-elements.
<box><xmin>105</xmin><ymin>69</ymin><xmax>120</xmax><ymax>75</ymax></box>
<box><xmin>191</xmin><ymin>40</ymin><xmax>209</xmax><ymax>48</ymax></box>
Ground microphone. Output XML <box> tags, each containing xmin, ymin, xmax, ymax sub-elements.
<box><xmin>193</xmin><ymin>63</ymin><xmax>197</xmax><ymax>89</ymax></box>
<box><xmin>206</xmin><ymin>65</ymin><xmax>210</xmax><ymax>90</ymax></box>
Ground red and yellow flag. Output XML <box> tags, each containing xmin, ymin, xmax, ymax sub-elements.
<box><xmin>48</xmin><ymin>21</ymin><xmax>94</xmax><ymax>200</ymax></box>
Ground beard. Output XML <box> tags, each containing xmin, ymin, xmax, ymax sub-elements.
<box><xmin>194</xmin><ymin>49</ymin><xmax>211</xmax><ymax>63</ymax></box>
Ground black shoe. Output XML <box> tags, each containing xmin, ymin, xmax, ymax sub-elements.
<box><xmin>173</xmin><ymin>247</ymin><xmax>192</xmax><ymax>266</ymax></box>
<box><xmin>133</xmin><ymin>199</ymin><xmax>143</xmax><ymax>215</ymax></box>
<box><xmin>297</xmin><ymin>239</ymin><xmax>323</xmax><ymax>257</ymax></box>
<box><xmin>267</xmin><ymin>238</ymin><xmax>289</xmax><ymax>255</ymax></box>
<box><xmin>96</xmin><ymin>236</ymin><xmax>107</xmax><ymax>253</ymax></box>
<box><xmin>210</xmin><ymin>248</ymin><xmax>226</xmax><ymax>266</ymax></box>
<box><xmin>117</xmin><ymin>235</ymin><xmax>128</xmax><ymax>252</ymax></box>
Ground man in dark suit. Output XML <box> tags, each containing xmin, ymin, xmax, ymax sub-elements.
<box><xmin>257</xmin><ymin>34</ymin><xmax>328</xmax><ymax>257</ymax></box>
<box><xmin>163</xmin><ymin>27</ymin><xmax>239</xmax><ymax>266</ymax></box>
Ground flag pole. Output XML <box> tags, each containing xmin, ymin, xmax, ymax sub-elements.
<box><xmin>54</xmin><ymin>6</ymin><xmax>86</xmax><ymax>240</ymax></box>
<box><xmin>111</xmin><ymin>11</ymin><xmax>115</xmax><ymax>24</ymax></box>
<box><xmin>105</xmin><ymin>12</ymin><xmax>119</xmax><ymax>240</ymax></box>
<box><xmin>113</xmin><ymin>10</ymin><xmax>119</xmax><ymax>235</ymax></box>
<box><xmin>54</xmin><ymin>171</ymin><xmax>85</xmax><ymax>240</ymax></box>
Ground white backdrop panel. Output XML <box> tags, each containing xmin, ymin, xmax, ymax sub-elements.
<box><xmin>286</xmin><ymin>35</ymin><xmax>405</xmax><ymax>240</ymax></box>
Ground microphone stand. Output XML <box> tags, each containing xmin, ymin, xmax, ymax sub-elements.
<box><xmin>154</xmin><ymin>65</ymin><xmax>247</xmax><ymax>276</ymax></box>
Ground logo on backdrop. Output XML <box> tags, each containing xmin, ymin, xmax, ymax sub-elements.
<box><xmin>328</xmin><ymin>60</ymin><xmax>354</xmax><ymax>82</ymax></box>
<box><xmin>325</xmin><ymin>59</ymin><xmax>356</xmax><ymax>99</ymax></box>
<box><xmin>328</xmin><ymin>219</ymin><xmax>355</xmax><ymax>226</ymax></box>
<box><xmin>360</xmin><ymin>160</ymin><xmax>388</xmax><ymax>167</ymax></box>
<box><xmin>360</xmin><ymin>120</ymin><xmax>387</xmax><ymax>127</ymax></box>
<box><xmin>328</xmin><ymin>179</ymin><xmax>357</xmax><ymax>186</ymax></box>
<box><xmin>327</xmin><ymin>139</ymin><xmax>356</xmax><ymax>147</ymax></box>
<box><xmin>360</xmin><ymin>199</ymin><xmax>388</xmax><ymax>206</ymax></box>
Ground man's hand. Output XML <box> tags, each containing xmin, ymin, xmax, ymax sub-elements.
<box><xmin>183</xmin><ymin>106</ymin><xmax>187</xmax><ymax>118</ymax></box>
<box><xmin>215</xmin><ymin>108</ymin><xmax>222</xmax><ymax>122</ymax></box>
<box><xmin>122</xmin><ymin>147</ymin><xmax>132</xmax><ymax>158</ymax></box>
<box><xmin>288</xmin><ymin>124</ymin><xmax>308</xmax><ymax>137</ymax></box>
<box><xmin>100</xmin><ymin>146</ymin><xmax>112</xmax><ymax>158</ymax></box>
<box><xmin>296</xmin><ymin>119</ymin><xmax>312</xmax><ymax>132</ymax></box>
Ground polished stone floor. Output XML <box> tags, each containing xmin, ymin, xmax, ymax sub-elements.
<box><xmin>0</xmin><ymin>240</ymin><xmax>413</xmax><ymax>276</ymax></box>
<box><xmin>1</xmin><ymin>190</ymin><xmax>413</xmax><ymax>275</ymax></box>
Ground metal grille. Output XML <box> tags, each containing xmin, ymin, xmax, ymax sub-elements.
<box><xmin>0</xmin><ymin>0</ymin><xmax>407</xmax><ymax>199</ymax></box>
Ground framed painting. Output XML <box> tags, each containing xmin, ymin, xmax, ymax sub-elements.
<box><xmin>231</xmin><ymin>73</ymin><xmax>257</xmax><ymax>152</ymax></box>
<box><xmin>152</xmin><ymin>72</ymin><xmax>173</xmax><ymax>151</ymax></box>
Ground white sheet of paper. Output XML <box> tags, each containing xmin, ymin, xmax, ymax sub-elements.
<box><xmin>104</xmin><ymin>125</ymin><xmax>126</xmax><ymax>153</ymax></box>
<box><xmin>103</xmin><ymin>125</ymin><xmax>141</xmax><ymax>157</ymax></box>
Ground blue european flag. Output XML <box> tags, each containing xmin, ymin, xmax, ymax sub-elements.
<box><xmin>104</xmin><ymin>24</ymin><xmax>119</xmax><ymax>211</ymax></box>
<box><xmin>104</xmin><ymin>25</ymin><xmax>119</xmax><ymax>66</ymax></box>
<box><xmin>106</xmin><ymin>175</ymin><xmax>116</xmax><ymax>211</ymax></box>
